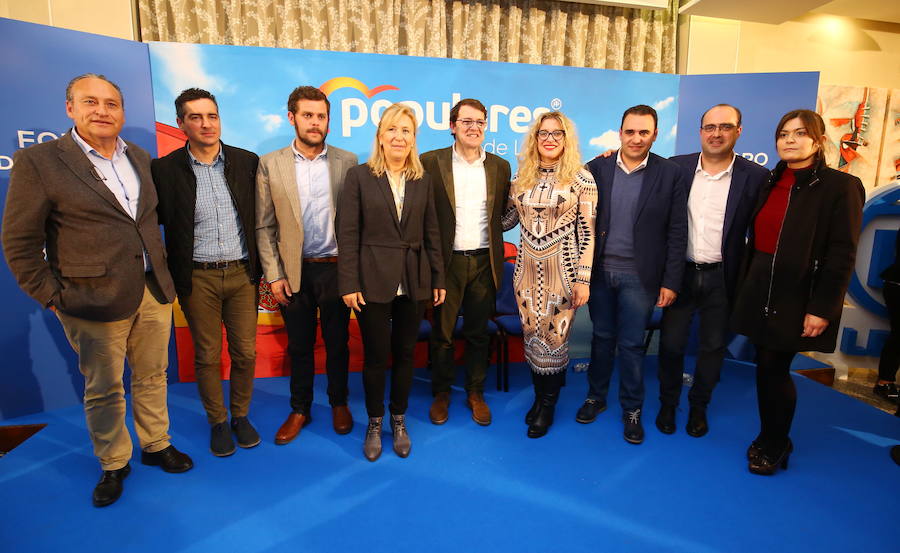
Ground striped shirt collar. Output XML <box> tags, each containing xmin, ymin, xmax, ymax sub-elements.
<box><xmin>70</xmin><ymin>127</ymin><xmax>127</xmax><ymax>159</ymax></box>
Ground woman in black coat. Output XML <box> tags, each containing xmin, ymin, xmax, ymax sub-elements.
<box><xmin>337</xmin><ymin>103</ymin><xmax>445</xmax><ymax>462</ymax></box>
<box><xmin>731</xmin><ymin>109</ymin><xmax>864</xmax><ymax>475</ymax></box>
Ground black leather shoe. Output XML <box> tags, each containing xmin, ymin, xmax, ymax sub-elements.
<box><xmin>141</xmin><ymin>445</ymin><xmax>193</xmax><ymax>473</ymax></box>
<box><xmin>575</xmin><ymin>398</ymin><xmax>606</xmax><ymax>424</ymax></box>
<box><xmin>686</xmin><ymin>407</ymin><xmax>709</xmax><ymax>437</ymax></box>
<box><xmin>748</xmin><ymin>437</ymin><xmax>792</xmax><ymax>464</ymax></box>
<box><xmin>655</xmin><ymin>405</ymin><xmax>676</xmax><ymax>434</ymax></box>
<box><xmin>623</xmin><ymin>409</ymin><xmax>644</xmax><ymax>444</ymax></box>
<box><xmin>93</xmin><ymin>464</ymin><xmax>130</xmax><ymax>507</ymax></box>
<box><xmin>749</xmin><ymin>440</ymin><xmax>792</xmax><ymax>475</ymax></box>
<box><xmin>747</xmin><ymin>436</ymin><xmax>765</xmax><ymax>462</ymax></box>
<box><xmin>873</xmin><ymin>382</ymin><xmax>899</xmax><ymax>403</ymax></box>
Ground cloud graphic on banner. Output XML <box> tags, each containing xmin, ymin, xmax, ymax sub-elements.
<box><xmin>155</xmin><ymin>43</ymin><xmax>229</xmax><ymax>97</ymax></box>
<box><xmin>259</xmin><ymin>113</ymin><xmax>283</xmax><ymax>133</ymax></box>
<box><xmin>589</xmin><ymin>130</ymin><xmax>620</xmax><ymax>150</ymax></box>
<box><xmin>669</xmin><ymin>124</ymin><xmax>677</xmax><ymax>138</ymax></box>
<box><xmin>654</xmin><ymin>96</ymin><xmax>675</xmax><ymax>111</ymax></box>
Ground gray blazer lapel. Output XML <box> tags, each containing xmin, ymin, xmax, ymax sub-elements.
<box><xmin>326</xmin><ymin>149</ymin><xmax>342</xmax><ymax>210</ymax></box>
<box><xmin>276</xmin><ymin>146</ymin><xmax>302</xmax><ymax>225</ymax></box>
<box><xmin>129</xmin><ymin>146</ymin><xmax>154</xmax><ymax>222</ymax></box>
<box><xmin>57</xmin><ymin>134</ymin><xmax>131</xmax><ymax>218</ymax></box>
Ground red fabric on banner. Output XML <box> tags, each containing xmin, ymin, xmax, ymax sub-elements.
<box><xmin>175</xmin><ymin>321</ymin><xmax>522</xmax><ymax>382</ymax></box>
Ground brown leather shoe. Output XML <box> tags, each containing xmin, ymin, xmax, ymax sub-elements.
<box><xmin>332</xmin><ymin>405</ymin><xmax>353</xmax><ymax>435</ymax></box>
<box><xmin>274</xmin><ymin>412</ymin><xmax>311</xmax><ymax>445</ymax></box>
<box><xmin>430</xmin><ymin>392</ymin><xmax>450</xmax><ymax>425</ymax></box>
<box><xmin>467</xmin><ymin>392</ymin><xmax>492</xmax><ymax>426</ymax></box>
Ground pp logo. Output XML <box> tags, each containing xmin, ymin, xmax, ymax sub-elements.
<box><xmin>841</xmin><ymin>183</ymin><xmax>900</xmax><ymax>356</ymax></box>
<box><xmin>550</xmin><ymin>98</ymin><xmax>563</xmax><ymax>110</ymax></box>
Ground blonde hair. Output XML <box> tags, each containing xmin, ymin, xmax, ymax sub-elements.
<box><xmin>367</xmin><ymin>103</ymin><xmax>425</xmax><ymax>180</ymax></box>
<box><xmin>515</xmin><ymin>111</ymin><xmax>582</xmax><ymax>192</ymax></box>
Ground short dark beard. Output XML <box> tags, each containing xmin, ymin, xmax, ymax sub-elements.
<box><xmin>294</xmin><ymin>122</ymin><xmax>327</xmax><ymax>148</ymax></box>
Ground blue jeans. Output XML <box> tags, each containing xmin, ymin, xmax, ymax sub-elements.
<box><xmin>587</xmin><ymin>271</ymin><xmax>656</xmax><ymax>411</ymax></box>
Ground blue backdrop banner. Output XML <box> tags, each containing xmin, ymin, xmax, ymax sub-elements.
<box><xmin>675</xmin><ymin>72</ymin><xmax>820</xmax><ymax>166</ymax></box>
<box><xmin>1</xmin><ymin>18</ymin><xmax>824</xmax><ymax>420</ymax></box>
<box><xmin>0</xmin><ymin>18</ymin><xmax>158</xmax><ymax>420</ymax></box>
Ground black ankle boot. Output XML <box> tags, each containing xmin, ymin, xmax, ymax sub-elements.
<box><xmin>527</xmin><ymin>393</ymin><xmax>559</xmax><ymax>438</ymax></box>
<box><xmin>525</xmin><ymin>396</ymin><xmax>540</xmax><ymax>425</ymax></box>
<box><xmin>527</xmin><ymin>371</ymin><xmax>564</xmax><ymax>438</ymax></box>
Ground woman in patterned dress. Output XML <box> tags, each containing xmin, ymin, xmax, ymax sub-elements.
<box><xmin>503</xmin><ymin>111</ymin><xmax>598</xmax><ymax>438</ymax></box>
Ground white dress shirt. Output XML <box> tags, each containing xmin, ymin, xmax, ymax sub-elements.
<box><xmin>615</xmin><ymin>150</ymin><xmax>649</xmax><ymax>175</ymax></box>
<box><xmin>687</xmin><ymin>154</ymin><xmax>735</xmax><ymax>264</ymax></box>
<box><xmin>451</xmin><ymin>145</ymin><xmax>489</xmax><ymax>250</ymax></box>
<box><xmin>292</xmin><ymin>142</ymin><xmax>337</xmax><ymax>258</ymax></box>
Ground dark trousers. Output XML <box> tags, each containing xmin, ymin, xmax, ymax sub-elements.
<box><xmin>280</xmin><ymin>262</ymin><xmax>350</xmax><ymax>414</ymax></box>
<box><xmin>180</xmin><ymin>264</ymin><xmax>258</xmax><ymax>424</ymax></box>
<box><xmin>356</xmin><ymin>295</ymin><xmax>427</xmax><ymax>418</ymax></box>
<box><xmin>658</xmin><ymin>264</ymin><xmax>729</xmax><ymax>409</ymax></box>
<box><xmin>877</xmin><ymin>281</ymin><xmax>900</xmax><ymax>382</ymax></box>
<box><xmin>755</xmin><ymin>346</ymin><xmax>796</xmax><ymax>452</ymax></box>
<box><xmin>430</xmin><ymin>252</ymin><xmax>496</xmax><ymax>395</ymax></box>
<box><xmin>587</xmin><ymin>271</ymin><xmax>656</xmax><ymax>411</ymax></box>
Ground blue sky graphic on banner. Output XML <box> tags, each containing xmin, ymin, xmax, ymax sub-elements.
<box><xmin>676</xmin><ymin>72</ymin><xmax>820</xmax><ymax>167</ymax></box>
<box><xmin>148</xmin><ymin>42</ymin><xmax>681</xmax><ymax>166</ymax></box>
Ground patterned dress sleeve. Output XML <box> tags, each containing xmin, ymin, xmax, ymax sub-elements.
<box><xmin>574</xmin><ymin>168</ymin><xmax>598</xmax><ymax>285</ymax></box>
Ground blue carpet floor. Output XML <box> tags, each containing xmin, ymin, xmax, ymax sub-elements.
<box><xmin>2</xmin><ymin>356</ymin><xmax>898</xmax><ymax>553</ymax></box>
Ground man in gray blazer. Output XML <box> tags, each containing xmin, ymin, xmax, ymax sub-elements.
<box><xmin>256</xmin><ymin>85</ymin><xmax>358</xmax><ymax>444</ymax></box>
<box><xmin>2</xmin><ymin>74</ymin><xmax>193</xmax><ymax>508</ymax></box>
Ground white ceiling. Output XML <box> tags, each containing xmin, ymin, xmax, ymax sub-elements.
<box><xmin>678</xmin><ymin>0</ymin><xmax>900</xmax><ymax>25</ymax></box>
<box><xmin>812</xmin><ymin>0</ymin><xmax>900</xmax><ymax>24</ymax></box>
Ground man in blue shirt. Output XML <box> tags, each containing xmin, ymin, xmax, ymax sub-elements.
<box><xmin>152</xmin><ymin>88</ymin><xmax>262</xmax><ymax>457</ymax></box>
<box><xmin>582</xmin><ymin>105</ymin><xmax>688</xmax><ymax>444</ymax></box>
<box><xmin>257</xmin><ymin>86</ymin><xmax>359</xmax><ymax>444</ymax></box>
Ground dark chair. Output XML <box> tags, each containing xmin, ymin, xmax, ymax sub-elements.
<box><xmin>493</xmin><ymin>261</ymin><xmax>519</xmax><ymax>392</ymax></box>
<box><xmin>644</xmin><ymin>306</ymin><xmax>663</xmax><ymax>349</ymax></box>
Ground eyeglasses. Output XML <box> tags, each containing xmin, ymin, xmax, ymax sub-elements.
<box><xmin>537</xmin><ymin>130</ymin><xmax>566</xmax><ymax>141</ymax></box>
<box><xmin>456</xmin><ymin>118</ymin><xmax>487</xmax><ymax>129</ymax></box>
<box><xmin>700</xmin><ymin>123</ymin><xmax>737</xmax><ymax>133</ymax></box>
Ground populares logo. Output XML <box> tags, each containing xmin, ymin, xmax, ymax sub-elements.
<box><xmin>319</xmin><ymin>76</ymin><xmax>550</xmax><ymax>138</ymax></box>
